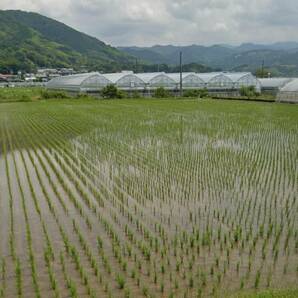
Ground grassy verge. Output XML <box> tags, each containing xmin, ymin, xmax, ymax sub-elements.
<box><xmin>0</xmin><ymin>87</ymin><xmax>280</xmax><ymax>104</ymax></box>
<box><xmin>0</xmin><ymin>87</ymin><xmax>43</xmax><ymax>103</ymax></box>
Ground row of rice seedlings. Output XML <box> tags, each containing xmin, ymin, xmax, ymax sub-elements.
<box><xmin>23</xmin><ymin>118</ymin><xmax>113</xmax><ymax>295</ymax></box>
<box><xmin>0</xmin><ymin>125</ymin><xmax>16</xmax><ymax>261</ymax></box>
<box><xmin>1</xmin><ymin>124</ymin><xmax>24</xmax><ymax>297</ymax></box>
<box><xmin>48</xmin><ymin>120</ymin><xmax>210</xmax><ymax>294</ymax></box>
<box><xmin>54</xmin><ymin>132</ymin><xmax>168</xmax><ymax>253</ymax></box>
<box><xmin>44</xmin><ymin>247</ymin><xmax>60</xmax><ymax>298</ymax></box>
<box><xmin>32</xmin><ymin>109</ymin><xmax>296</xmax><ymax>294</ymax></box>
<box><xmin>26</xmin><ymin>117</ymin><xmax>152</xmax><ymax>249</ymax></box>
<box><xmin>0</xmin><ymin>258</ymin><xmax>6</xmax><ymax>298</ymax></box>
<box><xmin>24</xmin><ymin>148</ymin><xmax>102</xmax><ymax>297</ymax></box>
<box><xmin>100</xmin><ymin>113</ymin><xmax>296</xmax><ymax>292</ymax></box>
<box><xmin>69</xmin><ymin>140</ymin><xmax>170</xmax><ymax>246</ymax></box>
<box><xmin>50</xmin><ymin>144</ymin><xmax>168</xmax><ymax>294</ymax></box>
<box><xmin>15</xmin><ymin>116</ymin><xmax>100</xmax><ymax>297</ymax></box>
<box><xmin>6</xmin><ymin>130</ymin><xmax>41</xmax><ymax>298</ymax></box>
<box><xmin>13</xmin><ymin>132</ymin><xmax>63</xmax><ymax>298</ymax></box>
<box><xmin>31</xmin><ymin>115</ymin><xmax>171</xmax><ymax>294</ymax></box>
<box><xmin>59</xmin><ymin>252</ymin><xmax>78</xmax><ymax>298</ymax></box>
<box><xmin>20</xmin><ymin>115</ymin><xmax>122</xmax><ymax>296</ymax></box>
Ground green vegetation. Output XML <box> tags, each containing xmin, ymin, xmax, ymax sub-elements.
<box><xmin>183</xmin><ymin>88</ymin><xmax>209</xmax><ymax>98</ymax></box>
<box><xmin>239</xmin><ymin>86</ymin><xmax>259</xmax><ymax>99</ymax></box>
<box><xmin>154</xmin><ymin>87</ymin><xmax>171</xmax><ymax>98</ymax></box>
<box><xmin>0</xmin><ymin>93</ymin><xmax>297</xmax><ymax>297</ymax></box>
<box><xmin>40</xmin><ymin>89</ymin><xmax>70</xmax><ymax>100</ymax></box>
<box><xmin>0</xmin><ymin>87</ymin><xmax>42</xmax><ymax>102</ymax></box>
<box><xmin>119</xmin><ymin>44</ymin><xmax>298</xmax><ymax>76</ymax></box>
<box><xmin>0</xmin><ymin>10</ymin><xmax>135</xmax><ymax>73</ymax></box>
<box><xmin>101</xmin><ymin>84</ymin><xmax>125</xmax><ymax>99</ymax></box>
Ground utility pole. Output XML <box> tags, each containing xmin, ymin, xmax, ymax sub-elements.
<box><xmin>135</xmin><ymin>58</ymin><xmax>138</xmax><ymax>73</ymax></box>
<box><xmin>261</xmin><ymin>60</ymin><xmax>264</xmax><ymax>78</ymax></box>
<box><xmin>179</xmin><ymin>51</ymin><xmax>183</xmax><ymax>97</ymax></box>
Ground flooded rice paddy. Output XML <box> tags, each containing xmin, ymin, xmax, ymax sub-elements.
<box><xmin>0</xmin><ymin>98</ymin><xmax>297</xmax><ymax>297</ymax></box>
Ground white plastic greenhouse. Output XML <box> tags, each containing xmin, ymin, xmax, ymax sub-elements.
<box><xmin>276</xmin><ymin>79</ymin><xmax>298</xmax><ymax>103</ymax></box>
<box><xmin>46</xmin><ymin>72</ymin><xmax>112</xmax><ymax>92</ymax></box>
<box><xmin>103</xmin><ymin>71</ymin><xmax>146</xmax><ymax>89</ymax></box>
<box><xmin>47</xmin><ymin>71</ymin><xmax>261</xmax><ymax>93</ymax></box>
<box><xmin>259</xmin><ymin>78</ymin><xmax>293</xmax><ymax>92</ymax></box>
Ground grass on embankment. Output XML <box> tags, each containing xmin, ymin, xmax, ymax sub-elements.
<box><xmin>0</xmin><ymin>87</ymin><xmax>43</xmax><ymax>103</ymax></box>
<box><xmin>0</xmin><ymin>87</ymin><xmax>280</xmax><ymax>104</ymax></box>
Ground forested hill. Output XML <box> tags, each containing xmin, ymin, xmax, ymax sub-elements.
<box><xmin>119</xmin><ymin>43</ymin><xmax>298</xmax><ymax>76</ymax></box>
<box><xmin>0</xmin><ymin>10</ymin><xmax>135</xmax><ymax>73</ymax></box>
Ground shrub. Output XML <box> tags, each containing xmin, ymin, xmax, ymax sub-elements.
<box><xmin>239</xmin><ymin>86</ymin><xmax>259</xmax><ymax>99</ymax></box>
<box><xmin>154</xmin><ymin>87</ymin><xmax>171</xmax><ymax>98</ymax></box>
<box><xmin>183</xmin><ymin>89</ymin><xmax>208</xmax><ymax>98</ymax></box>
<box><xmin>40</xmin><ymin>90</ymin><xmax>69</xmax><ymax>99</ymax></box>
<box><xmin>101</xmin><ymin>85</ymin><xmax>124</xmax><ymax>99</ymax></box>
<box><xmin>76</xmin><ymin>93</ymin><xmax>90</xmax><ymax>99</ymax></box>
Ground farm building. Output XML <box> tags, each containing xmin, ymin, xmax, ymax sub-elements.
<box><xmin>47</xmin><ymin>71</ymin><xmax>261</xmax><ymax>94</ymax></box>
<box><xmin>276</xmin><ymin>79</ymin><xmax>298</xmax><ymax>103</ymax></box>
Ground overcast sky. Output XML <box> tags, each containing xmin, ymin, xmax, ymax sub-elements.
<box><xmin>0</xmin><ymin>0</ymin><xmax>297</xmax><ymax>47</ymax></box>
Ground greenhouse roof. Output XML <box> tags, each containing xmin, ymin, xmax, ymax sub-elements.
<box><xmin>136</xmin><ymin>72</ymin><xmax>170</xmax><ymax>83</ymax></box>
<box><xmin>166</xmin><ymin>73</ymin><xmax>197</xmax><ymax>83</ymax></box>
<box><xmin>279</xmin><ymin>79</ymin><xmax>298</xmax><ymax>92</ymax></box>
<box><xmin>224</xmin><ymin>72</ymin><xmax>254</xmax><ymax>82</ymax></box>
<box><xmin>103</xmin><ymin>72</ymin><xmax>140</xmax><ymax>83</ymax></box>
<box><xmin>259</xmin><ymin>78</ymin><xmax>294</xmax><ymax>89</ymax></box>
<box><xmin>47</xmin><ymin>72</ymin><xmax>109</xmax><ymax>89</ymax></box>
<box><xmin>196</xmin><ymin>73</ymin><xmax>229</xmax><ymax>82</ymax></box>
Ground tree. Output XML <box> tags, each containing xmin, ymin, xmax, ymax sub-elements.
<box><xmin>255</xmin><ymin>68</ymin><xmax>270</xmax><ymax>78</ymax></box>
<box><xmin>101</xmin><ymin>84</ymin><xmax>124</xmax><ymax>99</ymax></box>
<box><xmin>154</xmin><ymin>87</ymin><xmax>171</xmax><ymax>98</ymax></box>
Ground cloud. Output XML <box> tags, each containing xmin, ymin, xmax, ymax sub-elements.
<box><xmin>0</xmin><ymin>0</ymin><xmax>298</xmax><ymax>46</ymax></box>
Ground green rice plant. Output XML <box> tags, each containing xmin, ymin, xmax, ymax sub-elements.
<box><xmin>240</xmin><ymin>278</ymin><xmax>245</xmax><ymax>290</ymax></box>
<box><xmin>124</xmin><ymin>288</ymin><xmax>131</xmax><ymax>298</ymax></box>
<box><xmin>15</xmin><ymin>259</ymin><xmax>22</xmax><ymax>297</ymax></box>
<box><xmin>254</xmin><ymin>270</ymin><xmax>261</xmax><ymax>289</ymax></box>
<box><xmin>189</xmin><ymin>275</ymin><xmax>194</xmax><ymax>288</ymax></box>
<box><xmin>160</xmin><ymin>281</ymin><xmax>164</xmax><ymax>293</ymax></box>
<box><xmin>116</xmin><ymin>274</ymin><xmax>125</xmax><ymax>289</ymax></box>
<box><xmin>142</xmin><ymin>286</ymin><xmax>149</xmax><ymax>297</ymax></box>
<box><xmin>67</xmin><ymin>280</ymin><xmax>78</xmax><ymax>298</ymax></box>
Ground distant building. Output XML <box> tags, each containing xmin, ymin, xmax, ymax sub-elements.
<box><xmin>24</xmin><ymin>73</ymin><xmax>37</xmax><ymax>82</ymax></box>
<box><xmin>36</xmin><ymin>68</ymin><xmax>75</xmax><ymax>82</ymax></box>
<box><xmin>0</xmin><ymin>74</ymin><xmax>8</xmax><ymax>82</ymax></box>
<box><xmin>0</xmin><ymin>74</ymin><xmax>20</xmax><ymax>82</ymax></box>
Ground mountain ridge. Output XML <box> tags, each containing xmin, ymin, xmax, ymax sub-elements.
<box><xmin>0</xmin><ymin>9</ymin><xmax>135</xmax><ymax>73</ymax></box>
<box><xmin>119</xmin><ymin>43</ymin><xmax>298</xmax><ymax>76</ymax></box>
